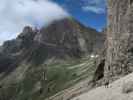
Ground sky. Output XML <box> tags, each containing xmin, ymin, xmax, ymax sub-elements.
<box><xmin>0</xmin><ymin>0</ymin><xmax>107</xmax><ymax>45</ymax></box>
<box><xmin>52</xmin><ymin>0</ymin><xmax>107</xmax><ymax>31</ymax></box>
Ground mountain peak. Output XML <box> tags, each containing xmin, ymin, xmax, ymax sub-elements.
<box><xmin>0</xmin><ymin>17</ymin><xmax>105</xmax><ymax>70</ymax></box>
<box><xmin>0</xmin><ymin>17</ymin><xmax>105</xmax><ymax>100</ymax></box>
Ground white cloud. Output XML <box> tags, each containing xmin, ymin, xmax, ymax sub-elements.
<box><xmin>82</xmin><ymin>0</ymin><xmax>106</xmax><ymax>14</ymax></box>
<box><xmin>82</xmin><ymin>6</ymin><xmax>105</xmax><ymax>14</ymax></box>
<box><xmin>0</xmin><ymin>0</ymin><xmax>69</xmax><ymax>45</ymax></box>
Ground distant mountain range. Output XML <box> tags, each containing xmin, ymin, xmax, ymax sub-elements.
<box><xmin>0</xmin><ymin>17</ymin><xmax>105</xmax><ymax>100</ymax></box>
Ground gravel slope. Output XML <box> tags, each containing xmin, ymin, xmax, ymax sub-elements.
<box><xmin>72</xmin><ymin>73</ymin><xmax>133</xmax><ymax>100</ymax></box>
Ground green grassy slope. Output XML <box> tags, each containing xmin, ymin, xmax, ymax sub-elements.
<box><xmin>0</xmin><ymin>56</ymin><xmax>96</xmax><ymax>100</ymax></box>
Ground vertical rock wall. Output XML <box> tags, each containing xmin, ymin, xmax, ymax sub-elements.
<box><xmin>105</xmin><ymin>0</ymin><xmax>133</xmax><ymax>78</ymax></box>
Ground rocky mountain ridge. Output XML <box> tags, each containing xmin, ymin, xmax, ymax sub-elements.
<box><xmin>0</xmin><ymin>18</ymin><xmax>105</xmax><ymax>73</ymax></box>
<box><xmin>0</xmin><ymin>17</ymin><xmax>104</xmax><ymax>100</ymax></box>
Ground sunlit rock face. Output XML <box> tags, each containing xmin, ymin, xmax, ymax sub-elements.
<box><xmin>105</xmin><ymin>0</ymin><xmax>133</xmax><ymax>78</ymax></box>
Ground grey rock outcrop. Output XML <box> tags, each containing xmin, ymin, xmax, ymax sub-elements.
<box><xmin>104</xmin><ymin>0</ymin><xmax>133</xmax><ymax>78</ymax></box>
<box><xmin>91</xmin><ymin>0</ymin><xmax>133</xmax><ymax>84</ymax></box>
<box><xmin>94</xmin><ymin>0</ymin><xmax>133</xmax><ymax>82</ymax></box>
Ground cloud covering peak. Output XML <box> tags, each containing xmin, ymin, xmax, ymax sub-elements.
<box><xmin>0</xmin><ymin>0</ymin><xmax>68</xmax><ymax>45</ymax></box>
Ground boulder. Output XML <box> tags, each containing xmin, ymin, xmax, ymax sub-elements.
<box><xmin>122</xmin><ymin>81</ymin><xmax>133</xmax><ymax>93</ymax></box>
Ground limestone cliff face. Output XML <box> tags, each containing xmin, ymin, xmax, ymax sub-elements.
<box><xmin>105</xmin><ymin>0</ymin><xmax>133</xmax><ymax>78</ymax></box>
